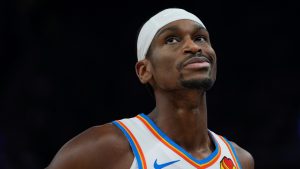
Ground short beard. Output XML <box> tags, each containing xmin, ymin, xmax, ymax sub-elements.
<box><xmin>180</xmin><ymin>78</ymin><xmax>214</xmax><ymax>91</ymax></box>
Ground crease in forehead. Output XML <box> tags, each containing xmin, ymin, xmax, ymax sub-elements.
<box><xmin>155</xmin><ymin>20</ymin><xmax>207</xmax><ymax>38</ymax></box>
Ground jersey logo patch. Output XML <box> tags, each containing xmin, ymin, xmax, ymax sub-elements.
<box><xmin>154</xmin><ymin>159</ymin><xmax>180</xmax><ymax>169</ymax></box>
<box><xmin>220</xmin><ymin>156</ymin><xmax>236</xmax><ymax>169</ymax></box>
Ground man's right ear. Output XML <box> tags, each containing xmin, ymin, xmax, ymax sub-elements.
<box><xmin>135</xmin><ymin>60</ymin><xmax>152</xmax><ymax>84</ymax></box>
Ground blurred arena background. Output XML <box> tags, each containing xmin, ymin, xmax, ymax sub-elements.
<box><xmin>0</xmin><ymin>0</ymin><xmax>299</xmax><ymax>168</ymax></box>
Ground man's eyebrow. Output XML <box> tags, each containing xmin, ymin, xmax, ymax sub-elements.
<box><xmin>156</xmin><ymin>26</ymin><xmax>180</xmax><ymax>37</ymax></box>
<box><xmin>156</xmin><ymin>24</ymin><xmax>207</xmax><ymax>38</ymax></box>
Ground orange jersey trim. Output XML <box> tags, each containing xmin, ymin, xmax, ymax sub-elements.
<box><xmin>219</xmin><ymin>136</ymin><xmax>240</xmax><ymax>169</ymax></box>
<box><xmin>115</xmin><ymin>120</ymin><xmax>147</xmax><ymax>169</ymax></box>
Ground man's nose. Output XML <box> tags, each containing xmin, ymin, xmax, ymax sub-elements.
<box><xmin>183</xmin><ymin>38</ymin><xmax>201</xmax><ymax>54</ymax></box>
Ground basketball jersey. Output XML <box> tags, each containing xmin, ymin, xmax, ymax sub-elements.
<box><xmin>113</xmin><ymin>113</ymin><xmax>242</xmax><ymax>169</ymax></box>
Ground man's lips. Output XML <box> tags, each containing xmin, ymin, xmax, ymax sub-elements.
<box><xmin>183</xmin><ymin>56</ymin><xmax>211</xmax><ymax>69</ymax></box>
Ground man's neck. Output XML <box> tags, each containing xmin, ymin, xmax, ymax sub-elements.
<box><xmin>148</xmin><ymin>89</ymin><xmax>214</xmax><ymax>159</ymax></box>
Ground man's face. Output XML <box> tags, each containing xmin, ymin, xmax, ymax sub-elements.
<box><xmin>146</xmin><ymin>19</ymin><xmax>217</xmax><ymax>91</ymax></box>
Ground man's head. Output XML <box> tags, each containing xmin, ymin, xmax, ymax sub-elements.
<box><xmin>135</xmin><ymin>8</ymin><xmax>217</xmax><ymax>92</ymax></box>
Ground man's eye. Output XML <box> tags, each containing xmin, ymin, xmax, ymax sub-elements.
<box><xmin>195</xmin><ymin>36</ymin><xmax>207</xmax><ymax>43</ymax></box>
<box><xmin>166</xmin><ymin>37</ymin><xmax>180</xmax><ymax>44</ymax></box>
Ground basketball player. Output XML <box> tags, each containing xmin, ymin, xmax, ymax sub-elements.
<box><xmin>46</xmin><ymin>8</ymin><xmax>254</xmax><ymax>169</ymax></box>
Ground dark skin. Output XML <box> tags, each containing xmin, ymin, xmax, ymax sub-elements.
<box><xmin>47</xmin><ymin>20</ymin><xmax>254</xmax><ymax>169</ymax></box>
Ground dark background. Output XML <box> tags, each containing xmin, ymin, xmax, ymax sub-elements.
<box><xmin>1</xmin><ymin>0</ymin><xmax>299</xmax><ymax>168</ymax></box>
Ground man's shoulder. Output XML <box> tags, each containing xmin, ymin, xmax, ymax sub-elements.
<box><xmin>47</xmin><ymin>123</ymin><xmax>133</xmax><ymax>169</ymax></box>
<box><xmin>62</xmin><ymin>123</ymin><xmax>130</xmax><ymax>151</ymax></box>
<box><xmin>229</xmin><ymin>141</ymin><xmax>254</xmax><ymax>169</ymax></box>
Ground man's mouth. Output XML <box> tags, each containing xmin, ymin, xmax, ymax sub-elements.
<box><xmin>183</xmin><ymin>56</ymin><xmax>211</xmax><ymax>70</ymax></box>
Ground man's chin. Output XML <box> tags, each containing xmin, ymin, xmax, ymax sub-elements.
<box><xmin>180</xmin><ymin>78</ymin><xmax>214</xmax><ymax>91</ymax></box>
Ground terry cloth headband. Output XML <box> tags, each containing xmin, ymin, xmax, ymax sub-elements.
<box><xmin>137</xmin><ymin>8</ymin><xmax>206</xmax><ymax>61</ymax></box>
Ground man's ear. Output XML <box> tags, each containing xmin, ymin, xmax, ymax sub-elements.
<box><xmin>135</xmin><ymin>59</ymin><xmax>152</xmax><ymax>84</ymax></box>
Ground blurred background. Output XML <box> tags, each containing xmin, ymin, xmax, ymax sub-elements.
<box><xmin>1</xmin><ymin>0</ymin><xmax>299</xmax><ymax>168</ymax></box>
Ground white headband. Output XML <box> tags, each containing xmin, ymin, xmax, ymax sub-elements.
<box><xmin>137</xmin><ymin>8</ymin><xmax>206</xmax><ymax>61</ymax></box>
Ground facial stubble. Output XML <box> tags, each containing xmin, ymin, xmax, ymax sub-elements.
<box><xmin>179</xmin><ymin>67</ymin><xmax>215</xmax><ymax>91</ymax></box>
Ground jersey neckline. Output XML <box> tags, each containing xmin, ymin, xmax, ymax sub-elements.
<box><xmin>137</xmin><ymin>113</ymin><xmax>221</xmax><ymax>168</ymax></box>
